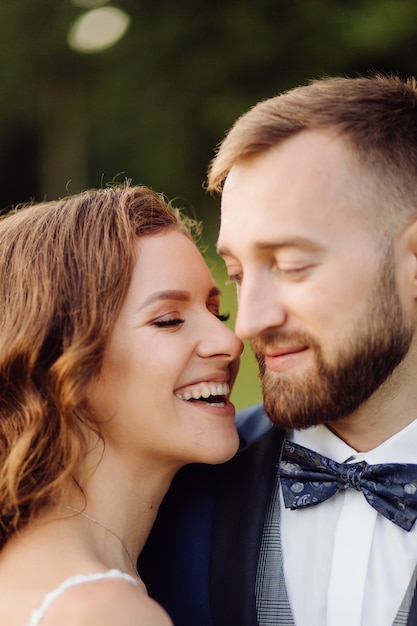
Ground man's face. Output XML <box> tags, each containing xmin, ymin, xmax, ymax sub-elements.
<box><xmin>217</xmin><ymin>130</ymin><xmax>413</xmax><ymax>429</ymax></box>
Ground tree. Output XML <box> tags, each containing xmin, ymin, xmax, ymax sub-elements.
<box><xmin>2</xmin><ymin>0</ymin><xmax>417</xmax><ymax>406</ymax></box>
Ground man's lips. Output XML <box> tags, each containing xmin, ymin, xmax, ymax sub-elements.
<box><xmin>262</xmin><ymin>346</ymin><xmax>308</xmax><ymax>372</ymax></box>
<box><xmin>263</xmin><ymin>346</ymin><xmax>307</xmax><ymax>357</ymax></box>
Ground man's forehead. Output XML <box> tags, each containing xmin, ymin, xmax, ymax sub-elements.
<box><xmin>222</xmin><ymin>163</ymin><xmax>244</xmax><ymax>192</ymax></box>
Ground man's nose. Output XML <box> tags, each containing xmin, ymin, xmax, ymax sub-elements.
<box><xmin>234</xmin><ymin>275</ymin><xmax>287</xmax><ymax>341</ymax></box>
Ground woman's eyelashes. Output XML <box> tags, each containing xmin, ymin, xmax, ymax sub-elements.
<box><xmin>152</xmin><ymin>316</ymin><xmax>185</xmax><ymax>328</ymax></box>
<box><xmin>151</xmin><ymin>309</ymin><xmax>230</xmax><ymax>329</ymax></box>
<box><xmin>204</xmin><ymin>301</ymin><xmax>230</xmax><ymax>322</ymax></box>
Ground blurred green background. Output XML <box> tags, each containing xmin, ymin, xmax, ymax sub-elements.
<box><xmin>2</xmin><ymin>0</ymin><xmax>417</xmax><ymax>408</ymax></box>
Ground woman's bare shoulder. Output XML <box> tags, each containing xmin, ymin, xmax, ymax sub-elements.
<box><xmin>41</xmin><ymin>575</ymin><xmax>173</xmax><ymax>626</ymax></box>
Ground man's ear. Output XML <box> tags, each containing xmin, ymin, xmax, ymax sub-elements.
<box><xmin>402</xmin><ymin>219</ymin><xmax>417</xmax><ymax>299</ymax></box>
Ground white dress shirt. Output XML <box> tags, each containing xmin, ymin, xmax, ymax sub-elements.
<box><xmin>281</xmin><ymin>419</ymin><xmax>417</xmax><ymax>626</ymax></box>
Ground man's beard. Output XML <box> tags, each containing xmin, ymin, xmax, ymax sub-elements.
<box><xmin>253</xmin><ymin>250</ymin><xmax>414</xmax><ymax>431</ymax></box>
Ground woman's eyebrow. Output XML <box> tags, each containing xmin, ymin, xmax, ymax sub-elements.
<box><xmin>139</xmin><ymin>286</ymin><xmax>221</xmax><ymax>312</ymax></box>
<box><xmin>138</xmin><ymin>290</ymin><xmax>190</xmax><ymax>311</ymax></box>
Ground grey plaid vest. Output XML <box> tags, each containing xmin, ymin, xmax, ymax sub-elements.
<box><xmin>255</xmin><ymin>472</ymin><xmax>417</xmax><ymax>626</ymax></box>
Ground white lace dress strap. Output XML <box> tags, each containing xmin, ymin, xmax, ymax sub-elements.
<box><xmin>24</xmin><ymin>569</ymin><xmax>140</xmax><ymax>626</ymax></box>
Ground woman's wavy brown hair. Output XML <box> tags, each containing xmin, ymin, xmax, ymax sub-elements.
<box><xmin>0</xmin><ymin>184</ymin><xmax>195</xmax><ymax>547</ymax></box>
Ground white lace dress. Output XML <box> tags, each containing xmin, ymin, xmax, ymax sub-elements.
<box><xmin>24</xmin><ymin>569</ymin><xmax>140</xmax><ymax>626</ymax></box>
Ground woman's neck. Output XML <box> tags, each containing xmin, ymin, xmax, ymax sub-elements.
<box><xmin>67</xmin><ymin>449</ymin><xmax>179</xmax><ymax>572</ymax></box>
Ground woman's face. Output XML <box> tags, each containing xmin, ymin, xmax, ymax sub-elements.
<box><xmin>89</xmin><ymin>230</ymin><xmax>243</xmax><ymax>470</ymax></box>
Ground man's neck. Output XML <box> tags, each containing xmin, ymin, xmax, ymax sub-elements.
<box><xmin>325</xmin><ymin>417</ymin><xmax>406</xmax><ymax>452</ymax></box>
<box><xmin>326</xmin><ymin>369</ymin><xmax>417</xmax><ymax>452</ymax></box>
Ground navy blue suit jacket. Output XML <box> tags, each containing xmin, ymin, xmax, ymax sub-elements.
<box><xmin>139</xmin><ymin>405</ymin><xmax>417</xmax><ymax>625</ymax></box>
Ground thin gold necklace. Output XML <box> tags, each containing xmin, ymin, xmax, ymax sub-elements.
<box><xmin>58</xmin><ymin>504</ymin><xmax>138</xmax><ymax>576</ymax></box>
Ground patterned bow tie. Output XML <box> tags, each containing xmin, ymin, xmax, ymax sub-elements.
<box><xmin>279</xmin><ymin>440</ymin><xmax>417</xmax><ymax>531</ymax></box>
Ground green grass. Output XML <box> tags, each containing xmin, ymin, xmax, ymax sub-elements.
<box><xmin>209</xmin><ymin>251</ymin><xmax>262</xmax><ymax>411</ymax></box>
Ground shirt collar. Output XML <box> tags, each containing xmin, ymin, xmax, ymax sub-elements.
<box><xmin>291</xmin><ymin>417</ymin><xmax>417</xmax><ymax>464</ymax></box>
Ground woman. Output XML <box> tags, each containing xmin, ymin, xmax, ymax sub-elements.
<box><xmin>0</xmin><ymin>185</ymin><xmax>243</xmax><ymax>625</ymax></box>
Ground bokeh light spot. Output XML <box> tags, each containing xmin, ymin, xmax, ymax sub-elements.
<box><xmin>68</xmin><ymin>7</ymin><xmax>131</xmax><ymax>53</ymax></box>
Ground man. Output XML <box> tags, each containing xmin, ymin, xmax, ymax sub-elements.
<box><xmin>139</xmin><ymin>75</ymin><xmax>417</xmax><ymax>626</ymax></box>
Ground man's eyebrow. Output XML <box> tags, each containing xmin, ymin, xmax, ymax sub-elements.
<box><xmin>217</xmin><ymin>237</ymin><xmax>324</xmax><ymax>257</ymax></box>
<box><xmin>257</xmin><ymin>237</ymin><xmax>324</xmax><ymax>252</ymax></box>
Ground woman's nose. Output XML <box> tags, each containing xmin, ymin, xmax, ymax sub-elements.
<box><xmin>197</xmin><ymin>315</ymin><xmax>244</xmax><ymax>361</ymax></box>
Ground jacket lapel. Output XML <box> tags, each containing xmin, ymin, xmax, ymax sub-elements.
<box><xmin>407</xmin><ymin>581</ymin><xmax>417</xmax><ymax>625</ymax></box>
<box><xmin>210</xmin><ymin>423</ymin><xmax>285</xmax><ymax>626</ymax></box>
<box><xmin>208</xmin><ymin>406</ymin><xmax>417</xmax><ymax>626</ymax></box>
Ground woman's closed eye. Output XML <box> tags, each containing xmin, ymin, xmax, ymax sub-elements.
<box><xmin>151</xmin><ymin>305</ymin><xmax>230</xmax><ymax>328</ymax></box>
<box><xmin>152</xmin><ymin>316</ymin><xmax>185</xmax><ymax>328</ymax></box>
<box><xmin>206</xmin><ymin>299</ymin><xmax>230</xmax><ymax>323</ymax></box>
<box><xmin>216</xmin><ymin>312</ymin><xmax>230</xmax><ymax>322</ymax></box>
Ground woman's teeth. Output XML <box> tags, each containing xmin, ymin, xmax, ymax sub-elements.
<box><xmin>175</xmin><ymin>382</ymin><xmax>230</xmax><ymax>404</ymax></box>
